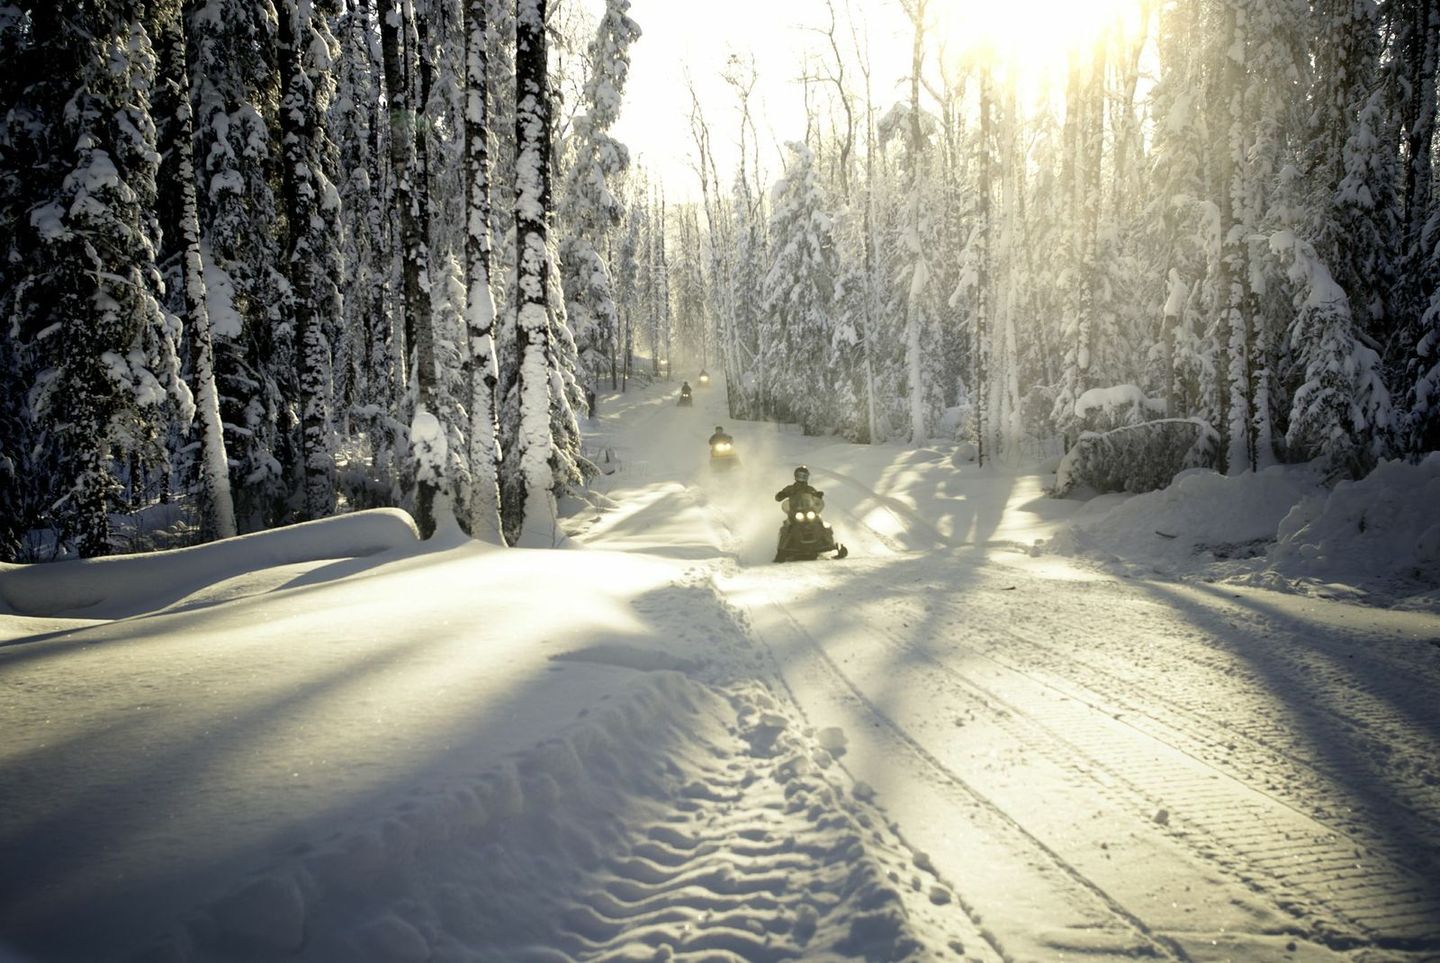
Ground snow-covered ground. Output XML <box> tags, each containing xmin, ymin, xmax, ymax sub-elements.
<box><xmin>2</xmin><ymin>378</ymin><xmax>1438</xmax><ymax>962</ymax></box>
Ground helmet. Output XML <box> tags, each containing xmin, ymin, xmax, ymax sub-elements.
<box><xmin>715</xmin><ymin>426</ymin><xmax>724</xmax><ymax>432</ymax></box>
<box><xmin>793</xmin><ymin>466</ymin><xmax>810</xmax><ymax>483</ymax></box>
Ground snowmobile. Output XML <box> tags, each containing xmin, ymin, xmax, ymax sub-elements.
<box><xmin>775</xmin><ymin>491</ymin><xmax>848</xmax><ymax>562</ymax></box>
<box><xmin>698</xmin><ymin>369</ymin><xmax>711</xmax><ymax>387</ymax></box>
<box><xmin>709</xmin><ymin>432</ymin><xmax>739</xmax><ymax>471</ymax></box>
<box><xmin>677</xmin><ymin>382</ymin><xmax>693</xmax><ymax>407</ymax></box>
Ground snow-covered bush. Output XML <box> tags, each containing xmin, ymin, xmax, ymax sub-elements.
<box><xmin>1072</xmin><ymin>384</ymin><xmax>1167</xmax><ymax>433</ymax></box>
<box><xmin>1055</xmin><ymin>418</ymin><xmax>1218</xmax><ymax>496</ymax></box>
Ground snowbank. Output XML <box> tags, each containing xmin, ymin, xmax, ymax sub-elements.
<box><xmin>0</xmin><ymin>509</ymin><xmax>421</xmax><ymax>619</ymax></box>
<box><xmin>1265</xmin><ymin>454</ymin><xmax>1440</xmax><ymax>600</ymax></box>
<box><xmin>1045</xmin><ymin>457</ymin><xmax>1440</xmax><ymax>608</ymax></box>
<box><xmin>1046</xmin><ymin>466</ymin><xmax>1316</xmax><ymax>572</ymax></box>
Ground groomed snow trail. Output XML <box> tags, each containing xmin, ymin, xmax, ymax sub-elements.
<box><xmin>582</xmin><ymin>380</ymin><xmax>1440</xmax><ymax>962</ymax></box>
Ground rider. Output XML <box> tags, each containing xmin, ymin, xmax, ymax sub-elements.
<box><xmin>680</xmin><ymin>380</ymin><xmax>692</xmax><ymax>397</ymax></box>
<box><xmin>709</xmin><ymin>425</ymin><xmax>732</xmax><ymax>446</ymax></box>
<box><xmin>775</xmin><ymin>465</ymin><xmax>822</xmax><ymax>504</ymax></box>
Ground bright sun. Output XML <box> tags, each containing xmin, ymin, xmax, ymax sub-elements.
<box><xmin>931</xmin><ymin>0</ymin><xmax>1146</xmax><ymax>87</ymax></box>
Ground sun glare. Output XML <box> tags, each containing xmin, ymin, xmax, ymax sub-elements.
<box><xmin>931</xmin><ymin>0</ymin><xmax>1145</xmax><ymax>88</ymax></box>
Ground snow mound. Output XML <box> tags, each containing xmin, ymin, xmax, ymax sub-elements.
<box><xmin>0</xmin><ymin>509</ymin><xmax>421</xmax><ymax>619</ymax></box>
<box><xmin>1044</xmin><ymin>467</ymin><xmax>1318</xmax><ymax>573</ymax></box>
<box><xmin>1046</xmin><ymin>457</ymin><xmax>1440</xmax><ymax>608</ymax></box>
<box><xmin>130</xmin><ymin>674</ymin><xmax>975</xmax><ymax>962</ymax></box>
<box><xmin>1262</xmin><ymin>454</ymin><xmax>1440</xmax><ymax>601</ymax></box>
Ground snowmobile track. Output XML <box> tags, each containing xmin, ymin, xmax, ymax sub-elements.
<box><xmin>808</xmin><ymin>467</ymin><xmax>1440</xmax><ymax>949</ymax></box>
<box><xmin>973</xmin><ymin>606</ymin><xmax>1440</xmax><ymax>876</ymax></box>
<box><xmin>852</xmin><ymin>595</ymin><xmax>1440</xmax><ymax>953</ymax></box>
<box><xmin>757</xmin><ymin>588</ymin><xmax>1196</xmax><ymax>963</ymax></box>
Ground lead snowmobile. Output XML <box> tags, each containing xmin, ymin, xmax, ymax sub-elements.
<box><xmin>774</xmin><ymin>466</ymin><xmax>847</xmax><ymax>562</ymax></box>
<box><xmin>708</xmin><ymin>426</ymin><xmax>739</xmax><ymax>471</ymax></box>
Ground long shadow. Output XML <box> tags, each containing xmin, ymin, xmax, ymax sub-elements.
<box><xmin>1110</xmin><ymin>575</ymin><xmax>1440</xmax><ymax>920</ymax></box>
<box><xmin>742</xmin><ymin>528</ymin><xmax>1440</xmax><ymax>948</ymax></box>
<box><xmin>0</xmin><ymin>548</ymin><xmax>714</xmax><ymax>962</ymax></box>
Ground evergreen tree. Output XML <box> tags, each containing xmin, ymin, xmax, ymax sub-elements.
<box><xmin>760</xmin><ymin>142</ymin><xmax>838</xmax><ymax>434</ymax></box>
<box><xmin>277</xmin><ymin>0</ymin><xmax>341</xmax><ymax>521</ymax></box>
<box><xmin>13</xmin><ymin>4</ymin><xmax>191</xmax><ymax>556</ymax></box>
<box><xmin>558</xmin><ymin>0</ymin><xmax>639</xmax><ymax>399</ymax></box>
<box><xmin>153</xmin><ymin>0</ymin><xmax>235</xmax><ymax>539</ymax></box>
<box><xmin>187</xmin><ymin>0</ymin><xmax>290</xmax><ymax>531</ymax></box>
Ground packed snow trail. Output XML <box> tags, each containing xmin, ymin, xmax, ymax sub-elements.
<box><xmin>2</xmin><ymin>377</ymin><xmax>1437</xmax><ymax>962</ymax></box>
<box><xmin>579</xmin><ymin>378</ymin><xmax>1440</xmax><ymax>961</ymax></box>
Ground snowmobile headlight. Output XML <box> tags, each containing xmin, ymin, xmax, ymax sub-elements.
<box><xmin>805</xmin><ymin>510</ymin><xmax>817</xmax><ymax>520</ymax></box>
<box><xmin>793</xmin><ymin>512</ymin><xmax>803</xmax><ymax>521</ymax></box>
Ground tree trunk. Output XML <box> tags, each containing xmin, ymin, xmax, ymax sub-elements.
<box><xmin>465</xmin><ymin>0</ymin><xmax>503</xmax><ymax>542</ymax></box>
<box><xmin>160</xmin><ymin>6</ymin><xmax>236</xmax><ymax>539</ymax></box>
<box><xmin>380</xmin><ymin>0</ymin><xmax>439</xmax><ymax>536</ymax></box>
<box><xmin>506</xmin><ymin>0</ymin><xmax>560</xmax><ymax>545</ymax></box>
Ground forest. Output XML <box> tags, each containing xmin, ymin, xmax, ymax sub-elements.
<box><xmin>1</xmin><ymin>0</ymin><xmax>1437</xmax><ymax>561</ymax></box>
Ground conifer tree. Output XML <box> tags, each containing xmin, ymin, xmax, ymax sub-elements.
<box><xmin>277</xmin><ymin>0</ymin><xmax>341</xmax><ymax>521</ymax></box>
<box><xmin>559</xmin><ymin>0</ymin><xmax>640</xmax><ymax>400</ymax></box>
<box><xmin>16</xmin><ymin>4</ymin><xmax>191</xmax><ymax>556</ymax></box>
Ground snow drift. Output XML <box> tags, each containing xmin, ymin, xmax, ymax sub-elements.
<box><xmin>0</xmin><ymin>509</ymin><xmax>420</xmax><ymax>620</ymax></box>
<box><xmin>1045</xmin><ymin>457</ymin><xmax>1440</xmax><ymax>607</ymax></box>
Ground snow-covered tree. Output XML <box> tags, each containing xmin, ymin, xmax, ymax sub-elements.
<box><xmin>153</xmin><ymin>0</ymin><xmax>235</xmax><ymax>539</ymax></box>
<box><xmin>501</xmin><ymin>0</ymin><xmax>563</xmax><ymax>546</ymax></box>
<box><xmin>13</xmin><ymin>4</ymin><xmax>192</xmax><ymax>556</ymax></box>
<box><xmin>277</xmin><ymin>0</ymin><xmax>342</xmax><ymax>522</ymax></box>
<box><xmin>559</xmin><ymin>0</ymin><xmax>639</xmax><ymax>398</ymax></box>
<box><xmin>464</xmin><ymin>0</ymin><xmax>503</xmax><ymax>541</ymax></box>
<box><xmin>187</xmin><ymin>0</ymin><xmax>291</xmax><ymax>531</ymax></box>
<box><xmin>760</xmin><ymin>142</ymin><xmax>838</xmax><ymax>433</ymax></box>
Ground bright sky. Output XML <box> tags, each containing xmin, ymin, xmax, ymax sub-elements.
<box><xmin>596</xmin><ymin>0</ymin><xmax>1145</xmax><ymax>201</ymax></box>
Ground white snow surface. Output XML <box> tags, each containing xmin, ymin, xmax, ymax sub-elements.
<box><xmin>2</xmin><ymin>379</ymin><xmax>1439</xmax><ymax>963</ymax></box>
<box><xmin>1044</xmin><ymin>458</ymin><xmax>1440</xmax><ymax>608</ymax></box>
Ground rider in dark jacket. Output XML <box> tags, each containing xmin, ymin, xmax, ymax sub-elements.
<box><xmin>709</xmin><ymin>426</ymin><xmax>732</xmax><ymax>446</ymax></box>
<box><xmin>775</xmin><ymin>465</ymin><xmax>822</xmax><ymax>503</ymax></box>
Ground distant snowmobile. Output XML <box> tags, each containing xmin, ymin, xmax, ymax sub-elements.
<box><xmin>774</xmin><ymin>466</ymin><xmax>847</xmax><ymax>562</ymax></box>
<box><xmin>698</xmin><ymin>369</ymin><xmax>711</xmax><ymax>386</ymax></box>
<box><xmin>677</xmin><ymin>381</ymin><xmax>693</xmax><ymax>407</ymax></box>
